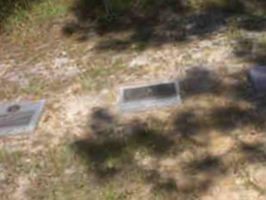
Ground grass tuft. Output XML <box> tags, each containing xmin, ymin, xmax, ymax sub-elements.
<box><xmin>1</xmin><ymin>0</ymin><xmax>69</xmax><ymax>34</ymax></box>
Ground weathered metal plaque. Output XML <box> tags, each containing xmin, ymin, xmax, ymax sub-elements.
<box><xmin>0</xmin><ymin>100</ymin><xmax>45</xmax><ymax>136</ymax></box>
<box><xmin>249</xmin><ymin>66</ymin><xmax>266</xmax><ymax>96</ymax></box>
<box><xmin>119</xmin><ymin>81</ymin><xmax>181</xmax><ymax>112</ymax></box>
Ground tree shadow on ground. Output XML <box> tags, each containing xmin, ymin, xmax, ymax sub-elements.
<box><xmin>72</xmin><ymin>112</ymin><xmax>176</xmax><ymax>179</ymax></box>
<box><xmin>62</xmin><ymin>0</ymin><xmax>251</xmax><ymax>48</ymax></box>
<box><xmin>63</xmin><ymin>0</ymin><xmax>266</xmax><ymax>51</ymax></box>
<box><xmin>177</xmin><ymin>66</ymin><xmax>266</xmax><ymax>133</ymax></box>
<box><xmin>71</xmin><ymin>109</ymin><xmax>229</xmax><ymax>199</ymax></box>
<box><xmin>71</xmin><ymin>67</ymin><xmax>266</xmax><ymax>199</ymax></box>
<box><xmin>237</xmin><ymin>14</ymin><xmax>266</xmax><ymax>32</ymax></box>
<box><xmin>91</xmin><ymin>9</ymin><xmax>231</xmax><ymax>51</ymax></box>
<box><xmin>233</xmin><ymin>36</ymin><xmax>266</xmax><ymax>66</ymax></box>
<box><xmin>180</xmin><ymin>66</ymin><xmax>252</xmax><ymax>100</ymax></box>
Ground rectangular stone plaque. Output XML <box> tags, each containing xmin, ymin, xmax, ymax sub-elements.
<box><xmin>119</xmin><ymin>81</ymin><xmax>181</xmax><ymax>112</ymax></box>
<box><xmin>0</xmin><ymin>100</ymin><xmax>45</xmax><ymax>136</ymax></box>
<box><xmin>249</xmin><ymin>66</ymin><xmax>266</xmax><ymax>96</ymax></box>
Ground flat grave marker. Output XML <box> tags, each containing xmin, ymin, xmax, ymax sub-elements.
<box><xmin>119</xmin><ymin>80</ymin><xmax>181</xmax><ymax>112</ymax></box>
<box><xmin>249</xmin><ymin>66</ymin><xmax>266</xmax><ymax>97</ymax></box>
<box><xmin>0</xmin><ymin>100</ymin><xmax>45</xmax><ymax>137</ymax></box>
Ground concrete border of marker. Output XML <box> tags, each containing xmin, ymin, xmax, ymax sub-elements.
<box><xmin>118</xmin><ymin>79</ymin><xmax>181</xmax><ymax>112</ymax></box>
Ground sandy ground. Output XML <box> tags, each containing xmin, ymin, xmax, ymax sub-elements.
<box><xmin>0</xmin><ymin>12</ymin><xmax>266</xmax><ymax>199</ymax></box>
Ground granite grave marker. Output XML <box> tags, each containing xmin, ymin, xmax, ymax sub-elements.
<box><xmin>0</xmin><ymin>100</ymin><xmax>45</xmax><ymax>136</ymax></box>
<box><xmin>119</xmin><ymin>81</ymin><xmax>181</xmax><ymax>112</ymax></box>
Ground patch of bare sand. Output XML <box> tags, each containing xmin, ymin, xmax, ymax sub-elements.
<box><xmin>12</xmin><ymin>176</ymin><xmax>31</xmax><ymax>200</ymax></box>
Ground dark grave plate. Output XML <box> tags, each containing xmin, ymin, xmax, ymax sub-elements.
<box><xmin>119</xmin><ymin>81</ymin><xmax>181</xmax><ymax>112</ymax></box>
<box><xmin>0</xmin><ymin>100</ymin><xmax>45</xmax><ymax>136</ymax></box>
<box><xmin>249</xmin><ymin>66</ymin><xmax>266</xmax><ymax>96</ymax></box>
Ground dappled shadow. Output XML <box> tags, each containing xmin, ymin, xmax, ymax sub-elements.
<box><xmin>180</xmin><ymin>67</ymin><xmax>222</xmax><ymax>97</ymax></box>
<box><xmin>175</xmin><ymin>66</ymin><xmax>266</xmax><ymax>136</ymax></box>
<box><xmin>240</xmin><ymin>142</ymin><xmax>266</xmax><ymax>163</ymax></box>
<box><xmin>173</xmin><ymin>110</ymin><xmax>203</xmax><ymax>137</ymax></box>
<box><xmin>237</xmin><ymin>15</ymin><xmax>266</xmax><ymax>32</ymax></box>
<box><xmin>62</xmin><ymin>1</ymin><xmax>266</xmax><ymax>197</ymax></box>
<box><xmin>234</xmin><ymin>36</ymin><xmax>266</xmax><ymax>65</ymax></box>
<box><xmin>62</xmin><ymin>0</ymin><xmax>253</xmax><ymax>50</ymax></box>
<box><xmin>180</xmin><ymin>66</ymin><xmax>252</xmax><ymax>101</ymax></box>
<box><xmin>0</xmin><ymin>0</ymin><xmax>40</xmax><ymax>31</ymax></box>
<box><xmin>92</xmin><ymin>9</ymin><xmax>231</xmax><ymax>51</ymax></box>
<box><xmin>186</xmin><ymin>156</ymin><xmax>224</xmax><ymax>173</ymax></box>
<box><xmin>62</xmin><ymin>0</ymin><xmax>266</xmax><ymax>51</ymax></box>
<box><xmin>71</xmin><ymin>108</ymin><xmax>228</xmax><ymax>198</ymax></box>
<box><xmin>210</xmin><ymin>104</ymin><xmax>260</xmax><ymax>131</ymax></box>
<box><xmin>144</xmin><ymin>154</ymin><xmax>229</xmax><ymax>199</ymax></box>
<box><xmin>72</xmin><ymin>111</ymin><xmax>176</xmax><ymax>180</ymax></box>
<box><xmin>173</xmin><ymin>101</ymin><xmax>266</xmax><ymax>145</ymax></box>
<box><xmin>71</xmin><ymin>66</ymin><xmax>266</xmax><ymax>198</ymax></box>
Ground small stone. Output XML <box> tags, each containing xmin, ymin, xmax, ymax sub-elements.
<box><xmin>235</xmin><ymin>178</ymin><xmax>245</xmax><ymax>185</ymax></box>
<box><xmin>129</xmin><ymin>56</ymin><xmax>149</xmax><ymax>68</ymax></box>
<box><xmin>61</xmin><ymin>51</ymin><xmax>67</xmax><ymax>56</ymax></box>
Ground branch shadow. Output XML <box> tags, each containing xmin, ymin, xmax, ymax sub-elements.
<box><xmin>180</xmin><ymin>66</ymin><xmax>253</xmax><ymax>101</ymax></box>
<box><xmin>72</xmin><ymin>110</ymin><xmax>176</xmax><ymax>180</ymax></box>
<box><xmin>180</xmin><ymin>67</ymin><xmax>223</xmax><ymax>98</ymax></box>
<box><xmin>62</xmin><ymin>0</ymin><xmax>251</xmax><ymax>49</ymax></box>
<box><xmin>70</xmin><ymin>66</ymin><xmax>266</xmax><ymax>198</ymax></box>
<box><xmin>234</xmin><ymin>36</ymin><xmax>266</xmax><ymax>66</ymax></box>
<box><xmin>237</xmin><ymin>14</ymin><xmax>266</xmax><ymax>32</ymax></box>
<box><xmin>240</xmin><ymin>142</ymin><xmax>266</xmax><ymax>163</ymax></box>
<box><xmin>71</xmin><ymin>109</ymin><xmax>229</xmax><ymax>198</ymax></box>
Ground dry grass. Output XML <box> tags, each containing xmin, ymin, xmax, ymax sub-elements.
<box><xmin>0</xmin><ymin>0</ymin><xmax>266</xmax><ymax>199</ymax></box>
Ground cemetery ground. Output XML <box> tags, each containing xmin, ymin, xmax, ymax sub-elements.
<box><xmin>0</xmin><ymin>0</ymin><xmax>266</xmax><ymax>199</ymax></box>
